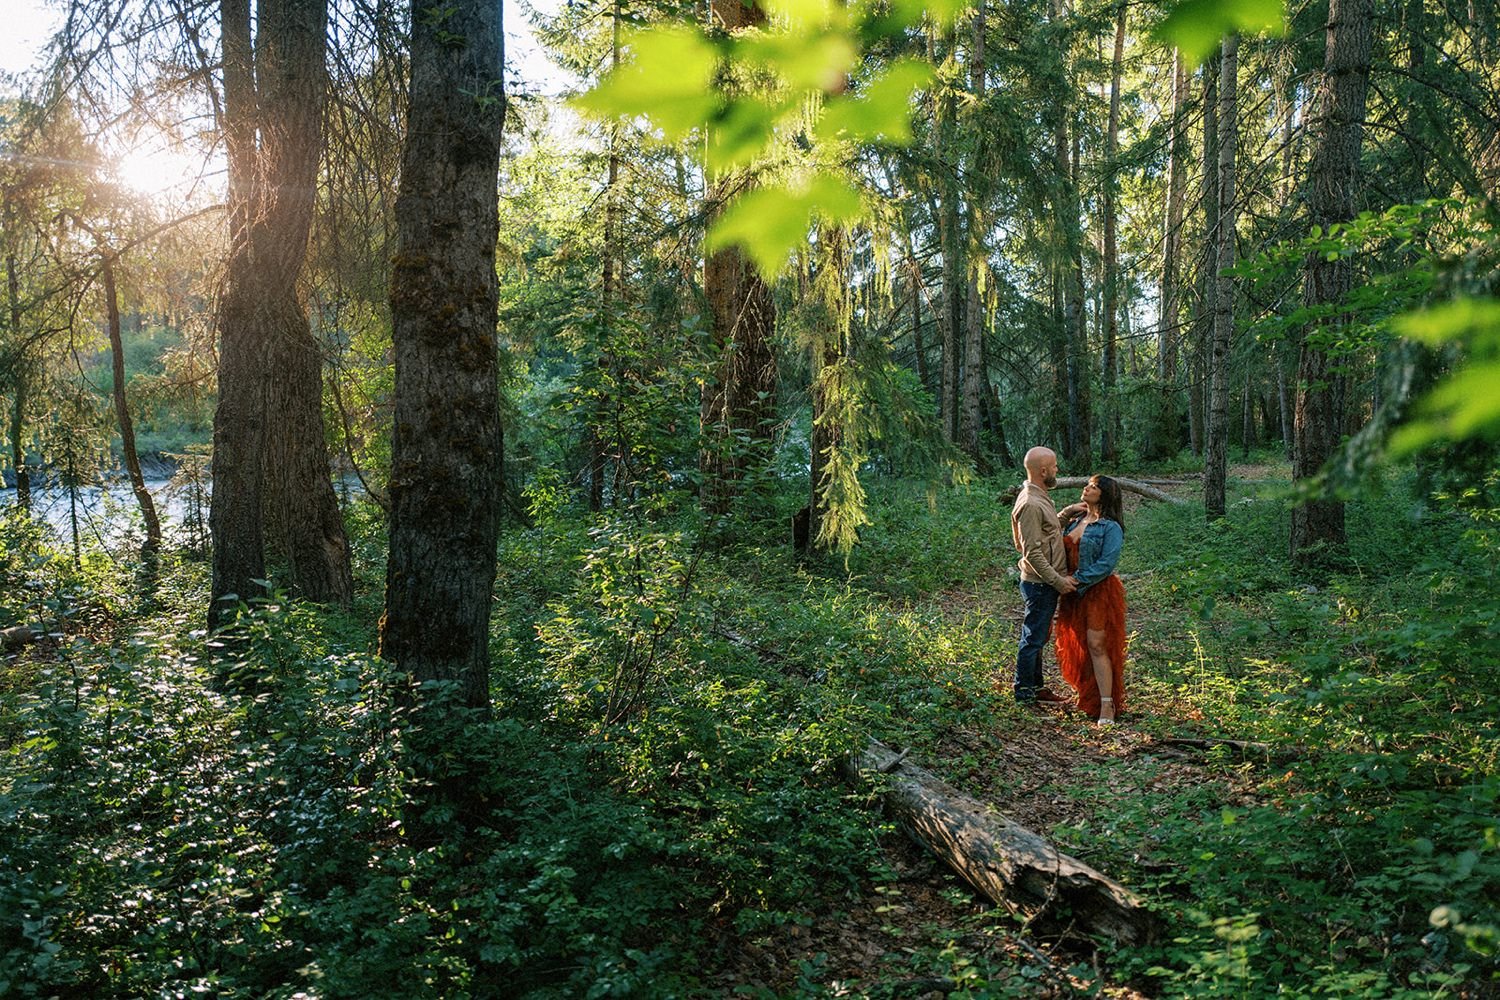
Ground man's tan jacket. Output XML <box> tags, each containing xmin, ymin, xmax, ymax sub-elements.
<box><xmin>1011</xmin><ymin>481</ymin><xmax>1069</xmax><ymax>590</ymax></box>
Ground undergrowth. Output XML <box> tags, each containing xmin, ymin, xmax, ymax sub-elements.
<box><xmin>1</xmin><ymin>466</ymin><xmax>1497</xmax><ymax>997</ymax></box>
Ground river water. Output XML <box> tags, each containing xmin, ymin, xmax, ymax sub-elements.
<box><xmin>0</xmin><ymin>477</ymin><xmax>208</xmax><ymax>552</ymax></box>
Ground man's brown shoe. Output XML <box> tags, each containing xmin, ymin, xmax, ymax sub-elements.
<box><xmin>1036</xmin><ymin>688</ymin><xmax>1072</xmax><ymax>706</ymax></box>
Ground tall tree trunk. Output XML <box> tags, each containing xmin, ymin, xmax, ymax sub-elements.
<box><xmin>209</xmin><ymin>0</ymin><xmax>350</xmax><ymax>628</ymax></box>
<box><xmin>1100</xmin><ymin>1</ymin><xmax>1126</xmax><ymax>466</ymax></box>
<box><xmin>1159</xmin><ymin>49</ymin><xmax>1187</xmax><ymax>385</ymax></box>
<box><xmin>1240</xmin><ymin>375</ymin><xmax>1254</xmax><ymax>459</ymax></box>
<box><xmin>1065</xmin><ymin>135</ymin><xmax>1091</xmax><ymax>467</ymax></box>
<box><xmin>936</xmin><ymin>22</ymin><xmax>963</xmax><ymax>446</ymax></box>
<box><xmin>809</xmin><ymin>227</ymin><xmax>848</xmax><ymax>548</ymax></box>
<box><xmin>589</xmin><ymin>0</ymin><xmax>623</xmax><ymax>512</ymax></box>
<box><xmin>700</xmin><ymin>0</ymin><xmax>777</xmax><ymax>512</ymax></box>
<box><xmin>1051</xmin><ymin>0</ymin><xmax>1089</xmax><ymax>465</ymax></box>
<box><xmin>1205</xmin><ymin>36</ymin><xmax>1238</xmax><ymax>522</ymax></box>
<box><xmin>959</xmin><ymin>3</ymin><xmax>987</xmax><ymax>469</ymax></box>
<box><xmin>1189</xmin><ymin>56</ymin><xmax>1219</xmax><ymax>460</ymax></box>
<box><xmin>1274</xmin><ymin>67</ymin><xmax>1300</xmax><ymax>462</ymax></box>
<box><xmin>102</xmin><ymin>253</ymin><xmax>162</xmax><ymax>563</ymax></box>
<box><xmin>910</xmin><ymin>261</ymin><xmax>930</xmax><ymax>392</ymax></box>
<box><xmin>1292</xmin><ymin>0</ymin><xmax>1374</xmax><ymax>564</ymax></box>
<box><xmin>1277</xmin><ymin>341</ymin><xmax>1293</xmax><ymax>459</ymax></box>
<box><xmin>380</xmin><ymin>0</ymin><xmax>506</xmax><ymax>710</ymax></box>
<box><xmin>257</xmin><ymin>0</ymin><xmax>351</xmax><ymax>604</ymax></box>
<box><xmin>4</xmin><ymin>247</ymin><xmax>28</xmax><ymax>513</ymax></box>
<box><xmin>209</xmin><ymin>0</ymin><xmax>268</xmax><ymax>624</ymax></box>
<box><xmin>1048</xmin><ymin>276</ymin><xmax>1069</xmax><ymax>451</ymax></box>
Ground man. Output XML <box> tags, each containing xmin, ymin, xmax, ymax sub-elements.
<box><xmin>1010</xmin><ymin>446</ymin><xmax>1076</xmax><ymax>705</ymax></box>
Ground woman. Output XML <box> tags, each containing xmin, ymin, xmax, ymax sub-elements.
<box><xmin>1055</xmin><ymin>475</ymin><xmax>1127</xmax><ymax>725</ymax></box>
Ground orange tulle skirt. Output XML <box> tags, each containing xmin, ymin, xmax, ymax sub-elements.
<box><xmin>1056</xmin><ymin>534</ymin><xmax>1127</xmax><ymax>719</ymax></box>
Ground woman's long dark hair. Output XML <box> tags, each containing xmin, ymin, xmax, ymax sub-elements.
<box><xmin>1092</xmin><ymin>475</ymin><xmax>1125</xmax><ymax>534</ymax></box>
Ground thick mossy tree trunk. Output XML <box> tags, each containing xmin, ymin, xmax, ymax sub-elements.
<box><xmin>380</xmin><ymin>0</ymin><xmax>505</xmax><ymax>713</ymax></box>
<box><xmin>209</xmin><ymin>0</ymin><xmax>351</xmax><ymax>627</ymax></box>
<box><xmin>1293</xmin><ymin>0</ymin><xmax>1374</xmax><ymax>565</ymax></box>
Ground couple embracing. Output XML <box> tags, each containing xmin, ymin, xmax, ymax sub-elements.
<box><xmin>1009</xmin><ymin>446</ymin><xmax>1127</xmax><ymax>726</ymax></box>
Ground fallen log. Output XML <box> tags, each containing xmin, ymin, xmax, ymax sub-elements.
<box><xmin>1002</xmin><ymin>476</ymin><xmax>1187</xmax><ymax>505</ymax></box>
<box><xmin>0</xmin><ymin>625</ymin><xmax>37</xmax><ymax>652</ymax></box>
<box><xmin>842</xmin><ymin>741</ymin><xmax>1158</xmax><ymax>946</ymax></box>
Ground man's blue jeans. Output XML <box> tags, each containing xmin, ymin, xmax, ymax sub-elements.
<box><xmin>1014</xmin><ymin>579</ymin><xmax>1059</xmax><ymax>701</ymax></box>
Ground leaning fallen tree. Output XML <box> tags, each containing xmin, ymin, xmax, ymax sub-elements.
<box><xmin>1001</xmin><ymin>475</ymin><xmax>1187</xmax><ymax>505</ymax></box>
<box><xmin>842</xmin><ymin>741</ymin><xmax>1158</xmax><ymax>946</ymax></box>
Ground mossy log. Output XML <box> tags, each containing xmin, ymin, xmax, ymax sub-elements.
<box><xmin>843</xmin><ymin>741</ymin><xmax>1158</xmax><ymax>946</ymax></box>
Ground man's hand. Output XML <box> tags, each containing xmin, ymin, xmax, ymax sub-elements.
<box><xmin>1055</xmin><ymin>576</ymin><xmax>1078</xmax><ymax>595</ymax></box>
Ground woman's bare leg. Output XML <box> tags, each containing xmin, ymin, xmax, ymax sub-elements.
<box><xmin>1086</xmin><ymin>628</ymin><xmax>1116</xmax><ymax>723</ymax></box>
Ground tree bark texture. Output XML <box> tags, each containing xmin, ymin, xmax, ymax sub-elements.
<box><xmin>699</xmin><ymin>237</ymin><xmax>776</xmax><ymax>512</ymax></box>
<box><xmin>380</xmin><ymin>0</ymin><xmax>505</xmax><ymax>710</ymax></box>
<box><xmin>1205</xmin><ymin>37</ymin><xmax>1238</xmax><ymax>522</ymax></box>
<box><xmin>1159</xmin><ymin>49</ymin><xmax>1187</xmax><ymax>385</ymax></box>
<box><xmin>700</xmin><ymin>0</ymin><xmax>776</xmax><ymax>513</ymax></box>
<box><xmin>209</xmin><ymin>0</ymin><xmax>351</xmax><ymax>627</ymax></box>
<box><xmin>1051</xmin><ymin>12</ymin><xmax>1091</xmax><ymax>470</ymax></box>
<box><xmin>843</xmin><ymin>742</ymin><xmax>1158</xmax><ymax>946</ymax></box>
<box><xmin>1189</xmin><ymin>57</ymin><xmax>1218</xmax><ymax>460</ymax></box>
<box><xmin>937</xmin><ymin>32</ymin><xmax>963</xmax><ymax>447</ymax></box>
<box><xmin>1292</xmin><ymin>0</ymin><xmax>1373</xmax><ymax>564</ymax></box>
<box><xmin>208</xmin><ymin>0</ymin><xmax>268</xmax><ymax>624</ymax></box>
<box><xmin>1100</xmin><ymin>1</ymin><xmax>1126</xmax><ymax>466</ymax></box>
<box><xmin>959</xmin><ymin>5</ymin><xmax>987</xmax><ymax>470</ymax></box>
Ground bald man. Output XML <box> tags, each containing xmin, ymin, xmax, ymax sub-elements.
<box><xmin>1009</xmin><ymin>446</ymin><xmax>1076</xmax><ymax>705</ymax></box>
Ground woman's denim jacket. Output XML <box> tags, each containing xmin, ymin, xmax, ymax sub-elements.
<box><xmin>1065</xmin><ymin>517</ymin><xmax>1123</xmax><ymax>594</ymax></box>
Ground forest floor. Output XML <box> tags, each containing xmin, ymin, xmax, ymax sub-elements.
<box><xmin>707</xmin><ymin>470</ymin><xmax>1270</xmax><ymax>997</ymax></box>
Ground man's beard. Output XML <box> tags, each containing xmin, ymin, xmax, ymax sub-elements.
<box><xmin>1044</xmin><ymin>474</ymin><xmax>1058</xmax><ymax>488</ymax></box>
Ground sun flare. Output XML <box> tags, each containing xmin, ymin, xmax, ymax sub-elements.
<box><xmin>111</xmin><ymin>138</ymin><xmax>217</xmax><ymax>202</ymax></box>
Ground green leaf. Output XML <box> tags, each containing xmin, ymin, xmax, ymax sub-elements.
<box><xmin>707</xmin><ymin>172</ymin><xmax>864</xmax><ymax>277</ymax></box>
<box><xmin>1154</xmin><ymin>0</ymin><xmax>1286</xmax><ymax>67</ymax></box>
<box><xmin>572</xmin><ymin>28</ymin><xmax>720</xmax><ymax>139</ymax></box>
<box><xmin>706</xmin><ymin>97</ymin><xmax>791</xmax><ymax>172</ymax></box>
<box><xmin>1393</xmin><ymin>298</ymin><xmax>1500</xmax><ymax>349</ymax></box>
<box><xmin>762</xmin><ymin>0</ymin><xmax>848</xmax><ymax>30</ymax></box>
<box><xmin>815</xmin><ymin>59</ymin><xmax>935</xmax><ymax>145</ymax></box>
<box><xmin>891</xmin><ymin>0</ymin><xmax>973</xmax><ymax>29</ymax></box>
<box><xmin>739</xmin><ymin>31</ymin><xmax>857</xmax><ymax>92</ymax></box>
